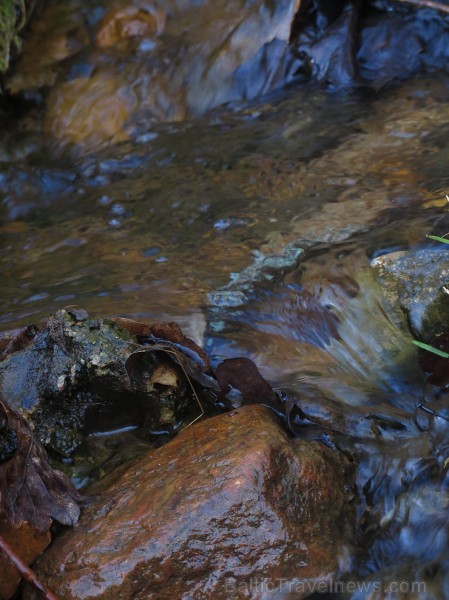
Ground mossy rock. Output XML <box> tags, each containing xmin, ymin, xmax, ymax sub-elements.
<box><xmin>0</xmin><ymin>309</ymin><xmax>195</xmax><ymax>457</ymax></box>
<box><xmin>371</xmin><ymin>248</ymin><xmax>449</xmax><ymax>341</ymax></box>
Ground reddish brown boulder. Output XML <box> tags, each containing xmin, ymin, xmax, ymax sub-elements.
<box><xmin>25</xmin><ymin>405</ymin><xmax>354</xmax><ymax>599</ymax></box>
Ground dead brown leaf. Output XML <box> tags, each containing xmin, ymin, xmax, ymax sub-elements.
<box><xmin>0</xmin><ymin>326</ymin><xmax>37</xmax><ymax>362</ymax></box>
<box><xmin>0</xmin><ymin>397</ymin><xmax>81</xmax><ymax>532</ymax></box>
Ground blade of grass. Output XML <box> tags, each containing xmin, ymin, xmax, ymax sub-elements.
<box><xmin>427</xmin><ymin>234</ymin><xmax>449</xmax><ymax>245</ymax></box>
<box><xmin>412</xmin><ymin>340</ymin><xmax>449</xmax><ymax>358</ymax></box>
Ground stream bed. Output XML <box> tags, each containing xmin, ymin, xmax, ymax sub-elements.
<box><xmin>3</xmin><ymin>1</ymin><xmax>449</xmax><ymax>598</ymax></box>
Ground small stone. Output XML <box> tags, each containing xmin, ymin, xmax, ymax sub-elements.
<box><xmin>56</xmin><ymin>375</ymin><xmax>65</xmax><ymax>391</ymax></box>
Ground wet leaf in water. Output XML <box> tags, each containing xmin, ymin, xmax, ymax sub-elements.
<box><xmin>125</xmin><ymin>343</ymin><xmax>220</xmax><ymax>393</ymax></box>
<box><xmin>0</xmin><ymin>396</ymin><xmax>81</xmax><ymax>532</ymax></box>
<box><xmin>216</xmin><ymin>357</ymin><xmax>275</xmax><ymax>404</ymax></box>
<box><xmin>124</xmin><ymin>321</ymin><xmax>287</xmax><ymax>411</ymax></box>
<box><xmin>215</xmin><ymin>357</ymin><xmax>286</xmax><ymax>416</ymax></box>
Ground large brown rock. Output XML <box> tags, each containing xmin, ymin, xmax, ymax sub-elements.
<box><xmin>25</xmin><ymin>405</ymin><xmax>355</xmax><ymax>599</ymax></box>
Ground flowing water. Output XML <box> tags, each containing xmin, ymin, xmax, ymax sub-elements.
<box><xmin>3</xmin><ymin>3</ymin><xmax>449</xmax><ymax>597</ymax></box>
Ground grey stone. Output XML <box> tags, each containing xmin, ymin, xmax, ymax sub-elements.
<box><xmin>371</xmin><ymin>248</ymin><xmax>449</xmax><ymax>339</ymax></box>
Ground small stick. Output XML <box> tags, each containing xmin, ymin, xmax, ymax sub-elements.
<box><xmin>396</xmin><ymin>0</ymin><xmax>449</xmax><ymax>14</ymax></box>
<box><xmin>0</xmin><ymin>534</ymin><xmax>60</xmax><ymax>600</ymax></box>
<box><xmin>418</xmin><ymin>403</ymin><xmax>449</xmax><ymax>422</ymax></box>
<box><xmin>162</xmin><ymin>348</ymin><xmax>205</xmax><ymax>428</ymax></box>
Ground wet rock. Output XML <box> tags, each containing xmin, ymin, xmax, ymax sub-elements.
<box><xmin>0</xmin><ymin>310</ymin><xmax>195</xmax><ymax>457</ymax></box>
<box><xmin>0</xmin><ymin>309</ymin><xmax>137</xmax><ymax>455</ymax></box>
<box><xmin>96</xmin><ymin>2</ymin><xmax>166</xmax><ymax>49</ymax></box>
<box><xmin>12</xmin><ymin>0</ymin><xmax>303</xmax><ymax>149</ymax></box>
<box><xmin>357</xmin><ymin>8</ymin><xmax>449</xmax><ymax>88</ymax></box>
<box><xmin>294</xmin><ymin>0</ymin><xmax>358</xmax><ymax>88</ymax></box>
<box><xmin>25</xmin><ymin>405</ymin><xmax>355</xmax><ymax>600</ymax></box>
<box><xmin>6</xmin><ymin>2</ymin><xmax>89</xmax><ymax>94</ymax></box>
<box><xmin>371</xmin><ymin>248</ymin><xmax>449</xmax><ymax>340</ymax></box>
<box><xmin>291</xmin><ymin>1</ymin><xmax>449</xmax><ymax>91</ymax></box>
<box><xmin>208</xmin><ymin>243</ymin><xmax>305</xmax><ymax>307</ymax></box>
<box><xmin>43</xmin><ymin>72</ymin><xmax>137</xmax><ymax>149</ymax></box>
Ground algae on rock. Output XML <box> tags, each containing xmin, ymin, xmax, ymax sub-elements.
<box><xmin>0</xmin><ymin>309</ymin><xmax>197</xmax><ymax>457</ymax></box>
<box><xmin>372</xmin><ymin>248</ymin><xmax>449</xmax><ymax>341</ymax></box>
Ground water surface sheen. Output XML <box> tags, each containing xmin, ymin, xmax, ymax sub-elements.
<box><xmin>3</xmin><ymin>69</ymin><xmax>449</xmax><ymax>597</ymax></box>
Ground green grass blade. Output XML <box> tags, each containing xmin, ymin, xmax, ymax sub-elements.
<box><xmin>412</xmin><ymin>340</ymin><xmax>449</xmax><ymax>358</ymax></box>
<box><xmin>427</xmin><ymin>234</ymin><xmax>449</xmax><ymax>245</ymax></box>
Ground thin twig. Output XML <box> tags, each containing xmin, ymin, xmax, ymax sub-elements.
<box><xmin>396</xmin><ymin>0</ymin><xmax>449</xmax><ymax>14</ymax></box>
<box><xmin>418</xmin><ymin>403</ymin><xmax>449</xmax><ymax>422</ymax></box>
<box><xmin>0</xmin><ymin>534</ymin><xmax>60</xmax><ymax>600</ymax></box>
<box><xmin>162</xmin><ymin>348</ymin><xmax>205</xmax><ymax>428</ymax></box>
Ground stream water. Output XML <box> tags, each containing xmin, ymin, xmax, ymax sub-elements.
<box><xmin>3</xmin><ymin>1</ymin><xmax>449</xmax><ymax>597</ymax></box>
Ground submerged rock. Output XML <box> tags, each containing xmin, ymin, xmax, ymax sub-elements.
<box><xmin>5</xmin><ymin>0</ymin><xmax>449</xmax><ymax>153</ymax></box>
<box><xmin>208</xmin><ymin>243</ymin><xmax>305</xmax><ymax>307</ymax></box>
<box><xmin>32</xmin><ymin>0</ymin><xmax>302</xmax><ymax>149</ymax></box>
<box><xmin>371</xmin><ymin>248</ymin><xmax>449</xmax><ymax>340</ymax></box>
<box><xmin>25</xmin><ymin>405</ymin><xmax>355</xmax><ymax>600</ymax></box>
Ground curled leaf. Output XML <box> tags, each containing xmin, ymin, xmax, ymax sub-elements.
<box><xmin>124</xmin><ymin>320</ymin><xmax>218</xmax><ymax>392</ymax></box>
<box><xmin>147</xmin><ymin>322</ymin><xmax>211</xmax><ymax>371</ymax></box>
<box><xmin>125</xmin><ymin>343</ymin><xmax>220</xmax><ymax>393</ymax></box>
<box><xmin>113</xmin><ymin>319</ymin><xmax>210</xmax><ymax>371</ymax></box>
